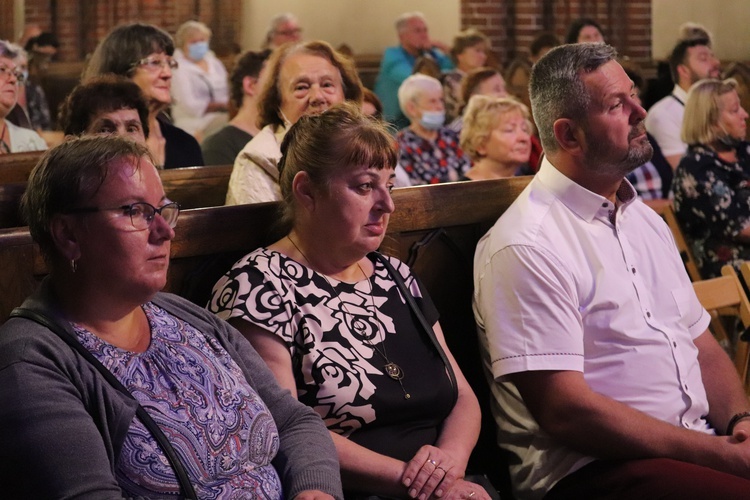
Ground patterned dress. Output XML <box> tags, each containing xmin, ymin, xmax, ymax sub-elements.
<box><xmin>208</xmin><ymin>249</ymin><xmax>455</xmax><ymax>462</ymax></box>
<box><xmin>73</xmin><ymin>302</ymin><xmax>283</xmax><ymax>499</ymax></box>
<box><xmin>396</xmin><ymin>127</ymin><xmax>472</xmax><ymax>185</ymax></box>
<box><xmin>672</xmin><ymin>143</ymin><xmax>750</xmax><ymax>278</ymax></box>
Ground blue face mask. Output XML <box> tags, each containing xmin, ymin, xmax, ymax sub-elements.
<box><xmin>419</xmin><ymin>110</ymin><xmax>445</xmax><ymax>130</ymax></box>
<box><xmin>188</xmin><ymin>41</ymin><xmax>209</xmax><ymax>61</ymax></box>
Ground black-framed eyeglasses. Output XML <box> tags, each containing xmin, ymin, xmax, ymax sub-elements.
<box><xmin>133</xmin><ymin>55</ymin><xmax>179</xmax><ymax>72</ymax></box>
<box><xmin>66</xmin><ymin>201</ymin><xmax>180</xmax><ymax>230</ymax></box>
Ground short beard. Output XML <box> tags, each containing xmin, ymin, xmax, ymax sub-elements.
<box><xmin>584</xmin><ymin>129</ymin><xmax>654</xmax><ymax>177</ymax></box>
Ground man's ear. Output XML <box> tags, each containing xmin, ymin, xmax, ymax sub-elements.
<box><xmin>50</xmin><ymin>214</ymin><xmax>82</xmax><ymax>262</ymax></box>
<box><xmin>292</xmin><ymin>171</ymin><xmax>316</xmax><ymax>212</ymax></box>
<box><xmin>553</xmin><ymin>117</ymin><xmax>584</xmax><ymax>155</ymax></box>
<box><xmin>676</xmin><ymin>63</ymin><xmax>690</xmax><ymax>86</ymax></box>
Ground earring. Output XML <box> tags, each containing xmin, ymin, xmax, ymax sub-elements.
<box><xmin>71</xmin><ymin>259</ymin><xmax>78</xmax><ymax>273</ymax></box>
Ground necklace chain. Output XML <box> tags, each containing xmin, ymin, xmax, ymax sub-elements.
<box><xmin>286</xmin><ymin>235</ymin><xmax>410</xmax><ymax>399</ymax></box>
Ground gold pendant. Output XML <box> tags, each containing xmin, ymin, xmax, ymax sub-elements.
<box><xmin>384</xmin><ymin>362</ymin><xmax>404</xmax><ymax>380</ymax></box>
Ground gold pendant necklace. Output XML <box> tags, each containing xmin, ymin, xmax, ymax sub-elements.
<box><xmin>286</xmin><ymin>235</ymin><xmax>411</xmax><ymax>399</ymax></box>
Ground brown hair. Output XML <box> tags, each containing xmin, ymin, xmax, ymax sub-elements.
<box><xmin>256</xmin><ymin>40</ymin><xmax>363</xmax><ymax>130</ymax></box>
<box><xmin>450</xmin><ymin>29</ymin><xmax>490</xmax><ymax>65</ymax></box>
<box><xmin>277</xmin><ymin>102</ymin><xmax>397</xmax><ymax>227</ymax></box>
<box><xmin>22</xmin><ymin>135</ymin><xmax>153</xmax><ymax>267</ymax></box>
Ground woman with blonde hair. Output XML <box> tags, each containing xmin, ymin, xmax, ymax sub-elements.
<box><xmin>673</xmin><ymin>78</ymin><xmax>750</xmax><ymax>277</ymax></box>
<box><xmin>460</xmin><ymin>95</ymin><xmax>533</xmax><ymax>180</ymax></box>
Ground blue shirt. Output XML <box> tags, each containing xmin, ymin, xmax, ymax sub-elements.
<box><xmin>374</xmin><ymin>46</ymin><xmax>453</xmax><ymax>129</ymax></box>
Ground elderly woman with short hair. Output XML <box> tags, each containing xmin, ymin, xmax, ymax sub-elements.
<box><xmin>673</xmin><ymin>78</ymin><xmax>750</xmax><ymax>278</ymax></box>
<box><xmin>460</xmin><ymin>95</ymin><xmax>533</xmax><ymax>180</ymax></box>
<box><xmin>170</xmin><ymin>20</ymin><xmax>230</xmax><ymax>140</ymax></box>
<box><xmin>0</xmin><ymin>39</ymin><xmax>46</xmax><ymax>153</ymax></box>
<box><xmin>396</xmin><ymin>74</ymin><xmax>472</xmax><ymax>185</ymax></box>
<box><xmin>0</xmin><ymin>135</ymin><xmax>342</xmax><ymax>498</ymax></box>
<box><xmin>210</xmin><ymin>103</ymin><xmax>490</xmax><ymax>500</ymax></box>
<box><xmin>58</xmin><ymin>74</ymin><xmax>149</xmax><ymax>142</ymax></box>
<box><xmin>226</xmin><ymin>40</ymin><xmax>362</xmax><ymax>205</ymax></box>
<box><xmin>84</xmin><ymin>23</ymin><xmax>204</xmax><ymax>168</ymax></box>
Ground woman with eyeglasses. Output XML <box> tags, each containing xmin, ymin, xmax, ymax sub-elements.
<box><xmin>84</xmin><ymin>23</ymin><xmax>204</xmax><ymax>168</ymax></box>
<box><xmin>0</xmin><ymin>40</ymin><xmax>46</xmax><ymax>154</ymax></box>
<box><xmin>0</xmin><ymin>135</ymin><xmax>342</xmax><ymax>499</ymax></box>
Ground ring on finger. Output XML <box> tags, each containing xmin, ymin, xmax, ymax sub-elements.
<box><xmin>428</xmin><ymin>459</ymin><xmax>438</xmax><ymax>466</ymax></box>
<box><xmin>468</xmin><ymin>492</ymin><xmax>476</xmax><ymax>498</ymax></box>
<box><xmin>436</xmin><ymin>466</ymin><xmax>447</xmax><ymax>473</ymax></box>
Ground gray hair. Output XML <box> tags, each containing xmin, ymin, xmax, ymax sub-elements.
<box><xmin>395</xmin><ymin>12</ymin><xmax>426</xmax><ymax>34</ymax></box>
<box><xmin>264</xmin><ymin>12</ymin><xmax>299</xmax><ymax>47</ymax></box>
<box><xmin>0</xmin><ymin>40</ymin><xmax>19</xmax><ymax>60</ymax></box>
<box><xmin>398</xmin><ymin>73</ymin><xmax>442</xmax><ymax>117</ymax></box>
<box><xmin>530</xmin><ymin>42</ymin><xmax>618</xmax><ymax>153</ymax></box>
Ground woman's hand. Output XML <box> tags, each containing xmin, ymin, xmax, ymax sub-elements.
<box><xmin>401</xmin><ymin>445</ymin><xmax>462</xmax><ymax>499</ymax></box>
<box><xmin>440</xmin><ymin>479</ymin><xmax>492</xmax><ymax>500</ymax></box>
<box><xmin>293</xmin><ymin>490</ymin><xmax>335</xmax><ymax>500</ymax></box>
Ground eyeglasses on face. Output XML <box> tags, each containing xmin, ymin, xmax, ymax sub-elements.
<box><xmin>66</xmin><ymin>201</ymin><xmax>180</xmax><ymax>230</ymax></box>
<box><xmin>134</xmin><ymin>56</ymin><xmax>179</xmax><ymax>72</ymax></box>
<box><xmin>0</xmin><ymin>65</ymin><xmax>26</xmax><ymax>84</ymax></box>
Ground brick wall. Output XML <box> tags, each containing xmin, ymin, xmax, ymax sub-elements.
<box><xmin>19</xmin><ymin>0</ymin><xmax>243</xmax><ymax>61</ymax></box>
<box><xmin>461</xmin><ymin>0</ymin><xmax>653</xmax><ymax>68</ymax></box>
<box><xmin>18</xmin><ymin>0</ymin><xmax>652</xmax><ymax>67</ymax></box>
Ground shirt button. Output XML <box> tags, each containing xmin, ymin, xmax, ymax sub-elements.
<box><xmin>684</xmin><ymin>384</ymin><xmax>689</xmax><ymax>391</ymax></box>
<box><xmin>673</xmin><ymin>341</ymin><xmax>677</xmax><ymax>348</ymax></box>
<box><xmin>602</xmin><ymin>202</ymin><xmax>608</xmax><ymax>208</ymax></box>
<box><xmin>646</xmin><ymin>311</ymin><xmax>651</xmax><ymax>318</ymax></box>
<box><xmin>632</xmin><ymin>267</ymin><xmax>636</xmax><ymax>274</ymax></box>
<box><xmin>683</xmin><ymin>421</ymin><xmax>690</xmax><ymax>428</ymax></box>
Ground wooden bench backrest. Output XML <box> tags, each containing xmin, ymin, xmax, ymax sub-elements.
<box><xmin>160</xmin><ymin>165</ymin><xmax>232</xmax><ymax>209</ymax></box>
<box><xmin>0</xmin><ymin>164</ymin><xmax>233</xmax><ymax>229</ymax></box>
<box><xmin>652</xmin><ymin>203</ymin><xmax>702</xmax><ymax>282</ymax></box>
<box><xmin>0</xmin><ymin>151</ymin><xmax>45</xmax><ymax>184</ymax></box>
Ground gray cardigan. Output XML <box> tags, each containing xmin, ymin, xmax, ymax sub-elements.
<box><xmin>0</xmin><ymin>283</ymin><xmax>343</xmax><ymax>499</ymax></box>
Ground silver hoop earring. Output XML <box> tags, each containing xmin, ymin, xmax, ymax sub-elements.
<box><xmin>71</xmin><ymin>259</ymin><xmax>78</xmax><ymax>273</ymax></box>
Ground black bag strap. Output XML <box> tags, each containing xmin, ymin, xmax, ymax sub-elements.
<box><xmin>9</xmin><ymin>306</ymin><xmax>199</xmax><ymax>500</ymax></box>
<box><xmin>373</xmin><ymin>253</ymin><xmax>459</xmax><ymax>405</ymax></box>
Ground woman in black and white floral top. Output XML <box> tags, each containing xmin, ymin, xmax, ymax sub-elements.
<box><xmin>209</xmin><ymin>103</ymin><xmax>488</xmax><ymax>500</ymax></box>
<box><xmin>673</xmin><ymin>78</ymin><xmax>750</xmax><ymax>278</ymax></box>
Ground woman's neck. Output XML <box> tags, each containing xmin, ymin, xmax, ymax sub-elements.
<box><xmin>466</xmin><ymin>158</ymin><xmax>519</xmax><ymax>180</ymax></box>
<box><xmin>229</xmin><ymin>100</ymin><xmax>261</xmax><ymax>137</ymax></box>
<box><xmin>409</xmin><ymin>122</ymin><xmax>439</xmax><ymax>141</ymax></box>
<box><xmin>52</xmin><ymin>277</ymin><xmax>152</xmax><ymax>352</ymax></box>
<box><xmin>281</xmin><ymin>229</ymin><xmax>366</xmax><ymax>283</ymax></box>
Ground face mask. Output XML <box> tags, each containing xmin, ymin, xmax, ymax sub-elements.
<box><xmin>717</xmin><ymin>124</ymin><xmax>743</xmax><ymax>150</ymax></box>
<box><xmin>419</xmin><ymin>110</ymin><xmax>445</xmax><ymax>130</ymax></box>
<box><xmin>188</xmin><ymin>41</ymin><xmax>209</xmax><ymax>61</ymax></box>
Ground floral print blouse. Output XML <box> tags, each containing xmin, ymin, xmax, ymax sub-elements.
<box><xmin>672</xmin><ymin>143</ymin><xmax>750</xmax><ymax>278</ymax></box>
<box><xmin>396</xmin><ymin>127</ymin><xmax>472</xmax><ymax>185</ymax></box>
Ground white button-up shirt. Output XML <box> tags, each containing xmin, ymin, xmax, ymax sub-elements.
<box><xmin>473</xmin><ymin>158</ymin><xmax>712</xmax><ymax>499</ymax></box>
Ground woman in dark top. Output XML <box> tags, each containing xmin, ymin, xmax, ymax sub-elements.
<box><xmin>673</xmin><ymin>78</ymin><xmax>750</xmax><ymax>278</ymax></box>
<box><xmin>208</xmin><ymin>103</ymin><xmax>488</xmax><ymax>500</ymax></box>
<box><xmin>84</xmin><ymin>23</ymin><xmax>204</xmax><ymax>168</ymax></box>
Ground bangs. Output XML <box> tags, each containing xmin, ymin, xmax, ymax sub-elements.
<box><xmin>336</xmin><ymin>125</ymin><xmax>398</xmax><ymax>171</ymax></box>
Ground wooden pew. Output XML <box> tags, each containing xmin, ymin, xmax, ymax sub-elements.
<box><xmin>0</xmin><ymin>177</ymin><xmax>531</xmax><ymax>496</ymax></box>
<box><xmin>0</xmin><ymin>164</ymin><xmax>233</xmax><ymax>228</ymax></box>
<box><xmin>160</xmin><ymin>164</ymin><xmax>232</xmax><ymax>209</ymax></box>
<box><xmin>0</xmin><ymin>151</ymin><xmax>45</xmax><ymax>184</ymax></box>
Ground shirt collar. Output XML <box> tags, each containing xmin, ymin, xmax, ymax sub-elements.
<box><xmin>536</xmin><ymin>157</ymin><xmax>637</xmax><ymax>224</ymax></box>
<box><xmin>672</xmin><ymin>85</ymin><xmax>688</xmax><ymax>102</ymax></box>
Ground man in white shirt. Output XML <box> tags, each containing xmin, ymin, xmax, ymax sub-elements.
<box><xmin>645</xmin><ymin>36</ymin><xmax>720</xmax><ymax>169</ymax></box>
<box><xmin>474</xmin><ymin>43</ymin><xmax>750</xmax><ymax>499</ymax></box>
